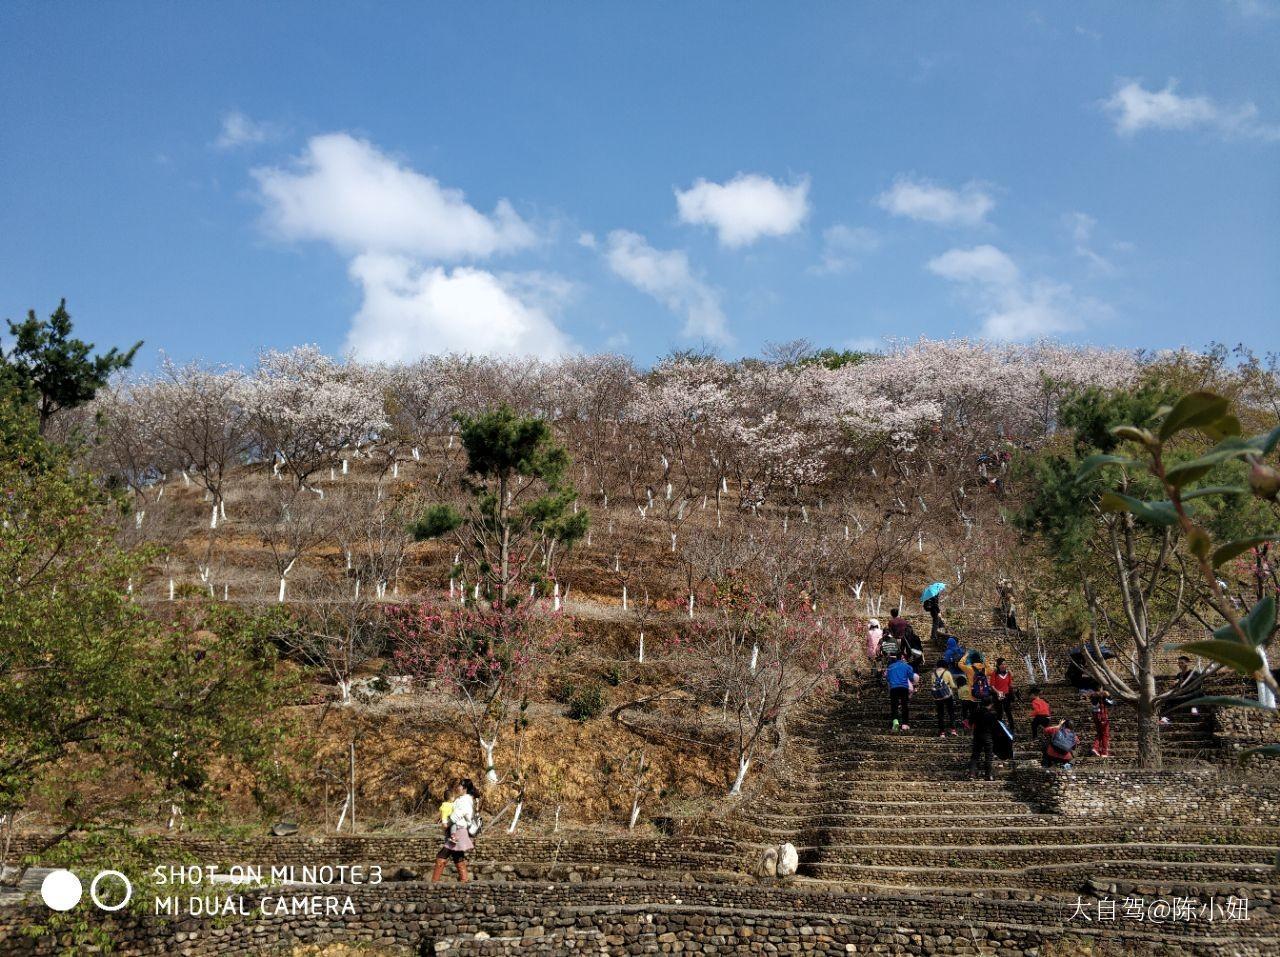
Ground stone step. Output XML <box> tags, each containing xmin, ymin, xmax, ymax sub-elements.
<box><xmin>730</xmin><ymin>822</ymin><xmax>1280</xmax><ymax>847</ymax></box>
<box><xmin>800</xmin><ymin>858</ymin><xmax>1280</xmax><ymax>889</ymax></box>
<box><xmin>800</xmin><ymin>842</ymin><xmax>1279</xmax><ymax>868</ymax></box>
<box><xmin>737</xmin><ymin>805</ymin><xmax>1038</xmax><ymax>824</ymax></box>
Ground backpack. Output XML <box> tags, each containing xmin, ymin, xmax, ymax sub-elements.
<box><xmin>1050</xmin><ymin>727</ymin><xmax>1077</xmax><ymax>753</ymax></box>
<box><xmin>467</xmin><ymin>814</ymin><xmax>483</xmax><ymax>838</ymax></box>
<box><xmin>931</xmin><ymin>670</ymin><xmax>953</xmax><ymax>700</ymax></box>
<box><xmin>970</xmin><ymin>669</ymin><xmax>991</xmax><ymax>701</ymax></box>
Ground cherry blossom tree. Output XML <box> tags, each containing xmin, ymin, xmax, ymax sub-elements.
<box><xmin>681</xmin><ymin>580</ymin><xmax>853</xmax><ymax>795</ymax></box>
<box><xmin>389</xmin><ymin>600</ymin><xmax>562</xmax><ymax>783</ymax></box>
<box><xmin>244</xmin><ymin>346</ymin><xmax>386</xmax><ymax>489</ymax></box>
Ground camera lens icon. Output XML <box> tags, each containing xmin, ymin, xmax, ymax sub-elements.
<box><xmin>39</xmin><ymin>870</ymin><xmax>82</xmax><ymax>911</ymax></box>
<box><xmin>39</xmin><ymin>869</ymin><xmax>133</xmax><ymax>912</ymax></box>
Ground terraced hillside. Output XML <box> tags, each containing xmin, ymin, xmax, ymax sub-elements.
<box><xmin>5</xmin><ymin>671</ymin><xmax>1276</xmax><ymax>955</ymax></box>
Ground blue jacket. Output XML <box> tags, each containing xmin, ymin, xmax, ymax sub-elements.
<box><xmin>942</xmin><ymin>637</ymin><xmax>965</xmax><ymax>667</ymax></box>
<box><xmin>886</xmin><ymin>659</ymin><xmax>916</xmax><ymax>690</ymax></box>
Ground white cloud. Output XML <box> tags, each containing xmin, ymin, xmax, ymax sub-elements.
<box><xmin>1102</xmin><ymin>80</ymin><xmax>1280</xmax><ymax>141</ymax></box>
<box><xmin>926</xmin><ymin>244</ymin><xmax>1019</xmax><ymax>285</ymax></box>
<box><xmin>604</xmin><ymin>230</ymin><xmax>730</xmax><ymax>344</ymax></box>
<box><xmin>344</xmin><ymin>254</ymin><xmax>574</xmax><ymax>362</ymax></box>
<box><xmin>876</xmin><ymin>176</ymin><xmax>994</xmax><ymax>226</ymax></box>
<box><xmin>979</xmin><ymin>280</ymin><xmax>1084</xmax><ymax>340</ymax></box>
<box><xmin>927</xmin><ymin>245</ymin><xmax>1106</xmax><ymax>340</ymax></box>
<box><xmin>576</xmin><ymin>231</ymin><xmax>597</xmax><ymax>249</ymax></box>
<box><xmin>1063</xmin><ymin>212</ymin><xmax>1116</xmax><ymax>274</ymax></box>
<box><xmin>675</xmin><ymin>173</ymin><xmax>810</xmax><ymax>247</ymax></box>
<box><xmin>251</xmin><ymin>132</ymin><xmax>572</xmax><ymax>358</ymax></box>
<box><xmin>215</xmin><ymin>111</ymin><xmax>279</xmax><ymax>150</ymax></box>
<box><xmin>1227</xmin><ymin>0</ymin><xmax>1279</xmax><ymax>20</ymax></box>
<box><xmin>253</xmin><ymin>133</ymin><xmax>537</xmax><ymax>259</ymax></box>
<box><xmin>811</xmin><ymin>225</ymin><xmax>880</xmax><ymax>274</ymax></box>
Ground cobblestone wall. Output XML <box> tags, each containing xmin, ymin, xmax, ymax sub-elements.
<box><xmin>1</xmin><ymin>881</ymin><xmax>1272</xmax><ymax>956</ymax></box>
<box><xmin>1010</xmin><ymin>765</ymin><xmax>1280</xmax><ymax>829</ymax></box>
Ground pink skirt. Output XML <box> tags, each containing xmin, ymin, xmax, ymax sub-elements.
<box><xmin>442</xmin><ymin>824</ymin><xmax>474</xmax><ymax>853</ymax></box>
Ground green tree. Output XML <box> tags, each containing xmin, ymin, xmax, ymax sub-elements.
<box><xmin>0</xmin><ymin>396</ymin><xmax>295</xmax><ymax>858</ymax></box>
<box><xmin>412</xmin><ymin>405</ymin><xmax>588</xmax><ymax>604</ymax></box>
<box><xmin>2</xmin><ymin>298</ymin><xmax>141</xmax><ymax>433</ymax></box>
<box><xmin>1012</xmin><ymin>381</ymin><xmax>1267</xmax><ymax>768</ymax></box>
<box><xmin>1078</xmin><ymin>390</ymin><xmax>1280</xmax><ymax>759</ymax></box>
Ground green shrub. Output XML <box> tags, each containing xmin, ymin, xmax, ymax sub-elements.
<box><xmin>566</xmin><ymin>681</ymin><xmax>606</xmax><ymax>722</ymax></box>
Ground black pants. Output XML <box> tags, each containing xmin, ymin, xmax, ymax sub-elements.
<box><xmin>969</xmin><ymin>737</ymin><xmax>994</xmax><ymax>779</ymax></box>
<box><xmin>935</xmin><ymin>697</ymin><xmax>956</xmax><ymax>733</ymax></box>
<box><xmin>890</xmin><ymin>688</ymin><xmax>910</xmax><ymax>725</ymax></box>
<box><xmin>994</xmin><ymin>694</ymin><xmax>1014</xmax><ymax>725</ymax></box>
<box><xmin>1030</xmin><ymin>715</ymin><xmax>1050</xmax><ymax>740</ymax></box>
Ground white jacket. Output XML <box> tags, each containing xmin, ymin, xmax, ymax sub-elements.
<box><xmin>448</xmin><ymin>793</ymin><xmax>475</xmax><ymax>829</ymax></box>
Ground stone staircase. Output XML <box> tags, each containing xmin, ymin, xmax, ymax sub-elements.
<box><xmin>5</xmin><ymin>674</ymin><xmax>1277</xmax><ymax>955</ymax></box>
<box><xmin>727</xmin><ymin>677</ymin><xmax>1280</xmax><ymax>914</ymax></box>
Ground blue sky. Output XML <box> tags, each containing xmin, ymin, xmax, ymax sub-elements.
<box><xmin>2</xmin><ymin>1</ymin><xmax>1278</xmax><ymax>370</ymax></box>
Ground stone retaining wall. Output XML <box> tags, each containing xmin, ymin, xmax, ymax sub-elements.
<box><xmin>1010</xmin><ymin>765</ymin><xmax>1280</xmax><ymax>826</ymax></box>
<box><xmin>6</xmin><ymin>832</ymin><xmax>740</xmax><ymax>875</ymax></box>
<box><xmin>1</xmin><ymin>880</ymin><xmax>1273</xmax><ymax>957</ymax></box>
<box><xmin>1216</xmin><ymin>705</ymin><xmax>1280</xmax><ymax>757</ymax></box>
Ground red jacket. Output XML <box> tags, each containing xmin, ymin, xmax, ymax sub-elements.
<box><xmin>990</xmin><ymin>670</ymin><xmax>1013</xmax><ymax>696</ymax></box>
<box><xmin>1030</xmin><ymin>696</ymin><xmax>1051</xmax><ymax>717</ymax></box>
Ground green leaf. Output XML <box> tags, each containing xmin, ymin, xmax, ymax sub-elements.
<box><xmin>1075</xmin><ymin>454</ymin><xmax>1137</xmax><ymax>483</ymax></box>
<box><xmin>1158</xmin><ymin>391</ymin><xmax>1230</xmax><ymax>440</ymax></box>
<box><xmin>1166</xmin><ymin>439</ymin><xmax>1264</xmax><ymax>492</ymax></box>
<box><xmin>1212</xmin><ymin>597</ymin><xmax>1277</xmax><ymax>648</ymax></box>
<box><xmin>1242</xmin><ymin>596</ymin><xmax>1277</xmax><ymax>647</ymax></box>
<box><xmin>1179</xmin><ymin>485</ymin><xmax>1246</xmax><ymax>501</ymax></box>
<box><xmin>1212</xmin><ymin>534</ymin><xmax>1280</xmax><ymax>568</ymax></box>
<box><xmin>1109</xmin><ymin>425</ymin><xmax>1156</xmax><ymax>446</ymax></box>
<box><xmin>1203</xmin><ymin>415</ymin><xmax>1242</xmax><ymax>441</ymax></box>
<box><xmin>1164</xmin><ymin>442</ymin><xmax>1261</xmax><ymax>487</ymax></box>
<box><xmin>1252</xmin><ymin>424</ymin><xmax>1280</xmax><ymax>456</ymax></box>
<box><xmin>1179</xmin><ymin>639</ymin><xmax>1264</xmax><ymax>674</ymax></box>
<box><xmin>1099</xmin><ymin>491</ymin><xmax>1178</xmax><ymax>527</ymax></box>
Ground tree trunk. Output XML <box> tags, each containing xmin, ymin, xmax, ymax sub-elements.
<box><xmin>481</xmin><ymin>737</ymin><xmax>498</xmax><ymax>784</ymax></box>
<box><xmin>728</xmin><ymin>752</ymin><xmax>750</xmax><ymax>796</ymax></box>
<box><xmin>1136</xmin><ymin>644</ymin><xmax>1162</xmax><ymax>769</ymax></box>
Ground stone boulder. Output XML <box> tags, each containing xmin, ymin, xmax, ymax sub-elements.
<box><xmin>776</xmin><ymin>842</ymin><xmax>798</xmax><ymax>878</ymax></box>
<box><xmin>754</xmin><ymin>846</ymin><xmax>778</xmax><ymax>878</ymax></box>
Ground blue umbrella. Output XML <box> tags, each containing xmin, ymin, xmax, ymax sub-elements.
<box><xmin>921</xmin><ymin>582</ymin><xmax>947</xmax><ymax>603</ymax></box>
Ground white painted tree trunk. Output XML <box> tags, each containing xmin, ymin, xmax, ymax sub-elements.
<box><xmin>553</xmin><ymin>582</ymin><xmax>561</xmax><ymax>611</ymax></box>
<box><xmin>622</xmin><ymin>585</ymin><xmax>628</xmax><ymax>611</ymax></box>
<box><xmin>481</xmin><ymin>738</ymin><xmax>498</xmax><ymax>783</ymax></box>
<box><xmin>750</xmin><ymin>643</ymin><xmax>759</xmax><ymax>674</ymax></box>
<box><xmin>688</xmin><ymin>593</ymin><xmax>694</xmax><ymax>618</ymax></box>
<box><xmin>210</xmin><ymin>504</ymin><xmax>218</xmax><ymax>529</ymax></box>
<box><xmin>168</xmin><ymin>579</ymin><xmax>175</xmax><ymax>601</ymax></box>
<box><xmin>638</xmin><ymin>630</ymin><xmax>645</xmax><ymax>663</ymax></box>
<box><xmin>342</xmin><ymin>458</ymin><xmax>349</xmax><ymax>475</ymax></box>
<box><xmin>338</xmin><ymin>678</ymin><xmax>352</xmax><ymax>705</ymax></box>
<box><xmin>728</xmin><ymin>754</ymin><xmax>750</xmax><ymax>796</ymax></box>
<box><xmin>278</xmin><ymin>558</ymin><xmax>296</xmax><ymax>604</ymax></box>
<box><xmin>1259</xmin><ymin>649</ymin><xmax>1277</xmax><ymax>709</ymax></box>
<box><xmin>507</xmin><ymin>801</ymin><xmax>523</xmax><ymax>834</ymax></box>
